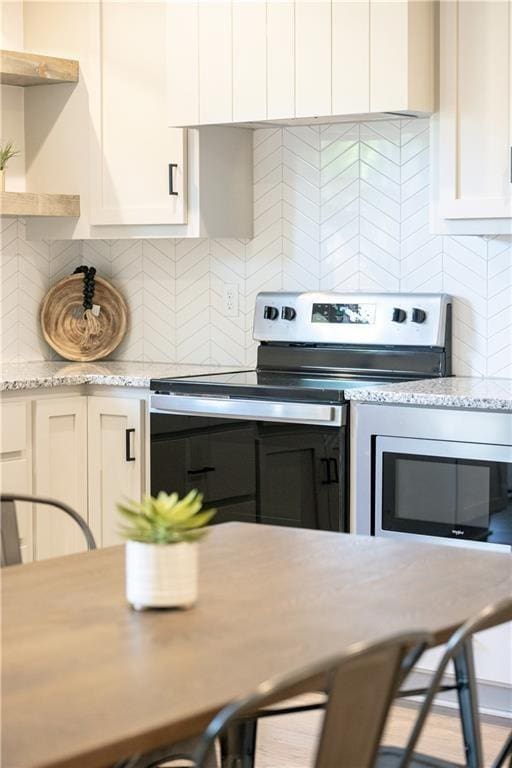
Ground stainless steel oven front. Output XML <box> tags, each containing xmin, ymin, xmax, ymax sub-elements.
<box><xmin>150</xmin><ymin>394</ymin><xmax>347</xmax><ymax>532</ymax></box>
<box><xmin>375</xmin><ymin>436</ymin><xmax>512</xmax><ymax>553</ymax></box>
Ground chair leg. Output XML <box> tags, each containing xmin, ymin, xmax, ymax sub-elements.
<box><xmin>492</xmin><ymin>729</ymin><xmax>512</xmax><ymax>768</ymax></box>
<box><xmin>219</xmin><ymin>719</ymin><xmax>257</xmax><ymax>768</ymax></box>
<box><xmin>453</xmin><ymin>639</ymin><xmax>484</xmax><ymax>768</ymax></box>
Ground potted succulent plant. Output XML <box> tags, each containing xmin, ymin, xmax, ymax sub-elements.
<box><xmin>118</xmin><ymin>490</ymin><xmax>215</xmax><ymax>610</ymax></box>
<box><xmin>0</xmin><ymin>142</ymin><xmax>20</xmax><ymax>192</ymax></box>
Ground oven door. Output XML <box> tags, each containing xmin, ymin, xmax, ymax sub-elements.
<box><xmin>375</xmin><ymin>437</ymin><xmax>512</xmax><ymax>552</ymax></box>
<box><xmin>150</xmin><ymin>395</ymin><xmax>346</xmax><ymax>532</ymax></box>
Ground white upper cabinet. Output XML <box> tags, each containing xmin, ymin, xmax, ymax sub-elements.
<box><xmin>295</xmin><ymin>0</ymin><xmax>332</xmax><ymax>118</ymax></box>
<box><xmin>369</xmin><ymin>0</ymin><xmax>434</xmax><ymax>113</ymax></box>
<box><xmin>167</xmin><ymin>0</ymin><xmax>200</xmax><ymax>126</ymax></box>
<box><xmin>91</xmin><ymin>1</ymin><xmax>187</xmax><ymax>226</ymax></box>
<box><xmin>21</xmin><ymin>0</ymin><xmax>252</xmax><ymax>239</ymax></box>
<box><xmin>233</xmin><ymin>0</ymin><xmax>267</xmax><ymax>122</ymax></box>
<box><xmin>332</xmin><ymin>0</ymin><xmax>370</xmax><ymax>115</ymax></box>
<box><xmin>166</xmin><ymin>0</ymin><xmax>435</xmax><ymax>126</ymax></box>
<box><xmin>199</xmin><ymin>1</ymin><xmax>233</xmax><ymax>123</ymax></box>
<box><xmin>437</xmin><ymin>0</ymin><xmax>512</xmax><ymax>223</ymax></box>
<box><xmin>267</xmin><ymin>1</ymin><xmax>295</xmax><ymax>119</ymax></box>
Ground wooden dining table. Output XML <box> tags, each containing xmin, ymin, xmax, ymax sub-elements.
<box><xmin>3</xmin><ymin>522</ymin><xmax>511</xmax><ymax>768</ymax></box>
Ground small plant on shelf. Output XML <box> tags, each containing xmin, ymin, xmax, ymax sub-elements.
<box><xmin>118</xmin><ymin>490</ymin><xmax>215</xmax><ymax>610</ymax></box>
<box><xmin>0</xmin><ymin>141</ymin><xmax>19</xmax><ymax>170</ymax></box>
<box><xmin>0</xmin><ymin>141</ymin><xmax>20</xmax><ymax>191</ymax></box>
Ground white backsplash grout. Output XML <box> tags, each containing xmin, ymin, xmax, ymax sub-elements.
<box><xmin>1</xmin><ymin>118</ymin><xmax>511</xmax><ymax>377</ymax></box>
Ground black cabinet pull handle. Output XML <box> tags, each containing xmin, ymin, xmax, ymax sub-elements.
<box><xmin>125</xmin><ymin>428</ymin><xmax>135</xmax><ymax>462</ymax></box>
<box><xmin>320</xmin><ymin>458</ymin><xmax>331</xmax><ymax>485</ymax></box>
<box><xmin>329</xmin><ymin>458</ymin><xmax>339</xmax><ymax>484</ymax></box>
<box><xmin>187</xmin><ymin>466</ymin><xmax>215</xmax><ymax>475</ymax></box>
<box><xmin>169</xmin><ymin>163</ymin><xmax>178</xmax><ymax>196</ymax></box>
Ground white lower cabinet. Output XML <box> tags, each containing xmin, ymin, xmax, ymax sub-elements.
<box><xmin>0</xmin><ymin>391</ymin><xmax>147</xmax><ymax>562</ymax></box>
<box><xmin>87</xmin><ymin>396</ymin><xmax>144</xmax><ymax>548</ymax></box>
<box><xmin>33</xmin><ymin>397</ymin><xmax>88</xmax><ymax>560</ymax></box>
<box><xmin>0</xmin><ymin>401</ymin><xmax>33</xmax><ymax>562</ymax></box>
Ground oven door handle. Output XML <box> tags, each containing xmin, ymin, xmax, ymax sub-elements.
<box><xmin>150</xmin><ymin>395</ymin><xmax>345</xmax><ymax>427</ymax></box>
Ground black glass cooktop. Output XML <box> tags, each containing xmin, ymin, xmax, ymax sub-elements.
<box><xmin>150</xmin><ymin>369</ymin><xmax>395</xmax><ymax>404</ymax></box>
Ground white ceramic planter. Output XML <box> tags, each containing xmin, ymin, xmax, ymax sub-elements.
<box><xmin>125</xmin><ymin>540</ymin><xmax>198</xmax><ymax>610</ymax></box>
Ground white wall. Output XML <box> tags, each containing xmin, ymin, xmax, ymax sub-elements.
<box><xmin>0</xmin><ymin>0</ymin><xmax>26</xmax><ymax>192</ymax></box>
<box><xmin>1</xmin><ymin>118</ymin><xmax>511</xmax><ymax>375</ymax></box>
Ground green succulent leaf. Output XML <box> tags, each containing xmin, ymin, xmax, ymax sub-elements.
<box><xmin>0</xmin><ymin>141</ymin><xmax>20</xmax><ymax>171</ymax></box>
<box><xmin>173</xmin><ymin>509</ymin><xmax>215</xmax><ymax>530</ymax></box>
<box><xmin>116</xmin><ymin>489</ymin><xmax>215</xmax><ymax>545</ymax></box>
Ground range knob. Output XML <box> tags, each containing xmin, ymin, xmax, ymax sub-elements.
<box><xmin>412</xmin><ymin>307</ymin><xmax>427</xmax><ymax>324</ymax></box>
<box><xmin>281</xmin><ymin>306</ymin><xmax>296</xmax><ymax>321</ymax></box>
<box><xmin>264</xmin><ymin>305</ymin><xmax>279</xmax><ymax>321</ymax></box>
<box><xmin>392</xmin><ymin>307</ymin><xmax>407</xmax><ymax>323</ymax></box>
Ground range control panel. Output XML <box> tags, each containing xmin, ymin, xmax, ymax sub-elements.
<box><xmin>253</xmin><ymin>292</ymin><xmax>451</xmax><ymax>347</ymax></box>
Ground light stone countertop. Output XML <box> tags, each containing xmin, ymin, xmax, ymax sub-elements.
<box><xmin>346</xmin><ymin>376</ymin><xmax>512</xmax><ymax>412</ymax></box>
<box><xmin>0</xmin><ymin>361</ymin><xmax>247</xmax><ymax>392</ymax></box>
<box><xmin>4</xmin><ymin>365</ymin><xmax>512</xmax><ymax>412</ymax></box>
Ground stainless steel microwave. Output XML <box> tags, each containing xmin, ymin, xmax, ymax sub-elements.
<box><xmin>375</xmin><ymin>436</ymin><xmax>512</xmax><ymax>553</ymax></box>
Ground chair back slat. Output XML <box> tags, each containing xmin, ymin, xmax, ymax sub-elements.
<box><xmin>1</xmin><ymin>499</ymin><xmax>23</xmax><ymax>567</ymax></box>
<box><xmin>316</xmin><ymin>643</ymin><xmax>404</xmax><ymax>768</ymax></box>
<box><xmin>193</xmin><ymin>632</ymin><xmax>430</xmax><ymax>768</ymax></box>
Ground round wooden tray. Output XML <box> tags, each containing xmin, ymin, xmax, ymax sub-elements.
<box><xmin>40</xmin><ymin>274</ymin><xmax>128</xmax><ymax>362</ymax></box>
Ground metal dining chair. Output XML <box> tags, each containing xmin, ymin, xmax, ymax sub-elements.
<box><xmin>378</xmin><ymin>596</ymin><xmax>512</xmax><ymax>768</ymax></box>
<box><xmin>115</xmin><ymin>630</ymin><xmax>431</xmax><ymax>768</ymax></box>
<box><xmin>204</xmin><ymin>595</ymin><xmax>512</xmax><ymax>768</ymax></box>
<box><xmin>153</xmin><ymin>600</ymin><xmax>512</xmax><ymax>768</ymax></box>
<box><xmin>0</xmin><ymin>493</ymin><xmax>96</xmax><ymax>566</ymax></box>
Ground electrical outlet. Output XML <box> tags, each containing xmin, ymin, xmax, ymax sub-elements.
<box><xmin>222</xmin><ymin>283</ymin><xmax>239</xmax><ymax>318</ymax></box>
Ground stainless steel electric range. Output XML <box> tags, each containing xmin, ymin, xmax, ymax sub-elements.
<box><xmin>150</xmin><ymin>292</ymin><xmax>452</xmax><ymax>532</ymax></box>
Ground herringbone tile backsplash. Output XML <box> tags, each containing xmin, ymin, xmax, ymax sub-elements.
<box><xmin>1</xmin><ymin>118</ymin><xmax>511</xmax><ymax>377</ymax></box>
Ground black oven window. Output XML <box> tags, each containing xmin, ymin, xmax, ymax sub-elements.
<box><xmin>151</xmin><ymin>413</ymin><xmax>345</xmax><ymax>533</ymax></box>
<box><xmin>382</xmin><ymin>453</ymin><xmax>512</xmax><ymax>545</ymax></box>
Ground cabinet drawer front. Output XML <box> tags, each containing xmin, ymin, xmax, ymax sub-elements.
<box><xmin>0</xmin><ymin>402</ymin><xmax>28</xmax><ymax>454</ymax></box>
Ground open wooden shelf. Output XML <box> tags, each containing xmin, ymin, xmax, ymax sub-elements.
<box><xmin>0</xmin><ymin>191</ymin><xmax>80</xmax><ymax>217</ymax></box>
<box><xmin>0</xmin><ymin>49</ymin><xmax>78</xmax><ymax>87</ymax></box>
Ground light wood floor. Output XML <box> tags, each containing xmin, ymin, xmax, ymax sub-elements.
<box><xmin>255</xmin><ymin>702</ymin><xmax>511</xmax><ymax>767</ymax></box>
